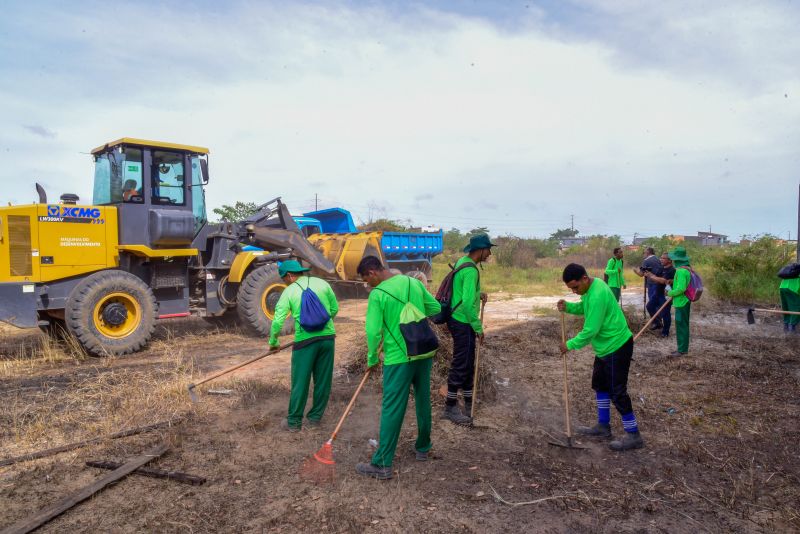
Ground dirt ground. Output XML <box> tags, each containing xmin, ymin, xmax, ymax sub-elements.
<box><xmin>1</xmin><ymin>292</ymin><xmax>799</xmax><ymax>533</ymax></box>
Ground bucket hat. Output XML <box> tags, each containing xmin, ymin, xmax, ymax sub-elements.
<box><xmin>278</xmin><ymin>259</ymin><xmax>310</xmax><ymax>278</ymax></box>
<box><xmin>668</xmin><ymin>246</ymin><xmax>690</xmax><ymax>264</ymax></box>
<box><xmin>463</xmin><ymin>233</ymin><xmax>497</xmax><ymax>253</ymax></box>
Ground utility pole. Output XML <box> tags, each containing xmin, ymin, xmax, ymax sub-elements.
<box><xmin>570</xmin><ymin>214</ymin><xmax>574</xmax><ymax>232</ymax></box>
<box><xmin>315</xmin><ymin>193</ymin><xmax>318</xmax><ymax>211</ymax></box>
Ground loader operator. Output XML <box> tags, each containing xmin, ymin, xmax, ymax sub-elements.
<box><xmin>443</xmin><ymin>233</ymin><xmax>494</xmax><ymax>426</ymax></box>
<box><xmin>557</xmin><ymin>263</ymin><xmax>645</xmax><ymax>451</ymax></box>
<box><xmin>269</xmin><ymin>260</ymin><xmax>339</xmax><ymax>432</ymax></box>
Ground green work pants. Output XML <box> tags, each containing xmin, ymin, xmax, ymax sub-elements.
<box><xmin>372</xmin><ymin>357</ymin><xmax>433</xmax><ymax>468</ymax></box>
<box><xmin>610</xmin><ymin>287</ymin><xmax>621</xmax><ymax>302</ymax></box>
<box><xmin>780</xmin><ymin>288</ymin><xmax>800</xmax><ymax>326</ymax></box>
<box><xmin>675</xmin><ymin>302</ymin><xmax>691</xmax><ymax>353</ymax></box>
<box><xmin>288</xmin><ymin>338</ymin><xmax>335</xmax><ymax>428</ymax></box>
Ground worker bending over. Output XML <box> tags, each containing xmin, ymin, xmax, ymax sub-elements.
<box><xmin>557</xmin><ymin>263</ymin><xmax>644</xmax><ymax>451</ymax></box>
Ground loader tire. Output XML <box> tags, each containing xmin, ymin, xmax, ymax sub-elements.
<box><xmin>237</xmin><ymin>264</ymin><xmax>294</xmax><ymax>337</ymax></box>
<box><xmin>65</xmin><ymin>270</ymin><xmax>157</xmax><ymax>357</ymax></box>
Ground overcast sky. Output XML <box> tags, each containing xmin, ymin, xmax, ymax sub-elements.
<box><xmin>1</xmin><ymin>0</ymin><xmax>798</xmax><ymax>241</ymax></box>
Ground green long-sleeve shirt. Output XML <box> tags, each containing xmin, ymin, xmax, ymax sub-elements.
<box><xmin>366</xmin><ymin>275</ymin><xmax>441</xmax><ymax>367</ymax></box>
<box><xmin>604</xmin><ymin>257</ymin><xmax>625</xmax><ymax>288</ymax></box>
<box><xmin>564</xmin><ymin>278</ymin><xmax>632</xmax><ymax>357</ymax></box>
<box><xmin>668</xmin><ymin>267</ymin><xmax>692</xmax><ymax>308</ymax></box>
<box><xmin>450</xmin><ymin>256</ymin><xmax>482</xmax><ymax>333</ymax></box>
<box><xmin>268</xmin><ymin>276</ymin><xmax>338</xmax><ymax>346</ymax></box>
<box><xmin>780</xmin><ymin>277</ymin><xmax>800</xmax><ymax>294</ymax></box>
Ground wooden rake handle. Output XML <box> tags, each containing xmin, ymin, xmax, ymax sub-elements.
<box><xmin>470</xmin><ymin>299</ymin><xmax>487</xmax><ymax>419</ymax></box>
<box><xmin>190</xmin><ymin>342</ymin><xmax>294</xmax><ymax>389</ymax></box>
<box><xmin>329</xmin><ymin>367</ymin><xmax>372</xmax><ymax>442</ymax></box>
<box><xmin>750</xmin><ymin>308</ymin><xmax>800</xmax><ymax>316</ymax></box>
<box><xmin>561</xmin><ymin>313</ymin><xmax>572</xmax><ymax>439</ymax></box>
<box><xmin>633</xmin><ymin>298</ymin><xmax>672</xmax><ymax>341</ymax></box>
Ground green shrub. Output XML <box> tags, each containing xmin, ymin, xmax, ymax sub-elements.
<box><xmin>708</xmin><ymin>236</ymin><xmax>794</xmax><ymax>304</ymax></box>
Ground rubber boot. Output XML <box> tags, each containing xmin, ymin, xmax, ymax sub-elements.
<box><xmin>784</xmin><ymin>323</ymin><xmax>790</xmax><ymax>333</ymax></box>
<box><xmin>355</xmin><ymin>463</ymin><xmax>392</xmax><ymax>480</ymax></box>
<box><xmin>609</xmin><ymin>431</ymin><xmax>645</xmax><ymax>451</ymax></box>
<box><xmin>576</xmin><ymin>423</ymin><xmax>612</xmax><ymax>438</ymax></box>
<box><xmin>463</xmin><ymin>400</ymin><xmax>473</xmax><ymax>418</ymax></box>
<box><xmin>442</xmin><ymin>404</ymin><xmax>472</xmax><ymax>426</ymax></box>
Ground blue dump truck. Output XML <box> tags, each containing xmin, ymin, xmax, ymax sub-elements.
<box><xmin>293</xmin><ymin>208</ymin><xmax>443</xmax><ymax>291</ymax></box>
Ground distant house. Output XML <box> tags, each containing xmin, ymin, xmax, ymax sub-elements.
<box><xmin>559</xmin><ymin>237</ymin><xmax>588</xmax><ymax>249</ymax></box>
<box><xmin>684</xmin><ymin>231</ymin><xmax>728</xmax><ymax>246</ymax></box>
<box><xmin>634</xmin><ymin>232</ymin><xmax>728</xmax><ymax>247</ymax></box>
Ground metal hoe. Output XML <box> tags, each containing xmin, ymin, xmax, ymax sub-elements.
<box><xmin>187</xmin><ymin>342</ymin><xmax>294</xmax><ymax>402</ymax></box>
<box><xmin>747</xmin><ymin>307</ymin><xmax>800</xmax><ymax>324</ymax></box>
<box><xmin>548</xmin><ymin>313</ymin><xmax>586</xmax><ymax>450</ymax></box>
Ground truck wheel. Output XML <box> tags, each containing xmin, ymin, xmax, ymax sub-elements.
<box><xmin>65</xmin><ymin>271</ymin><xmax>157</xmax><ymax>357</ymax></box>
<box><xmin>237</xmin><ymin>264</ymin><xmax>295</xmax><ymax>337</ymax></box>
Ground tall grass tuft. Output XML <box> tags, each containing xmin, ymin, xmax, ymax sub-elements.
<box><xmin>708</xmin><ymin>236</ymin><xmax>795</xmax><ymax>305</ymax></box>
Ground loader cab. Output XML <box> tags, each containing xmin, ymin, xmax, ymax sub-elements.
<box><xmin>91</xmin><ymin>138</ymin><xmax>209</xmax><ymax>248</ymax></box>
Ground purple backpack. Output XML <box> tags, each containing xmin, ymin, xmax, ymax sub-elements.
<box><xmin>680</xmin><ymin>267</ymin><xmax>704</xmax><ymax>302</ymax></box>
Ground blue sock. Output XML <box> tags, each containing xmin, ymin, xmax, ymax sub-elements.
<box><xmin>596</xmin><ymin>392</ymin><xmax>611</xmax><ymax>425</ymax></box>
<box><xmin>621</xmin><ymin>412</ymin><xmax>639</xmax><ymax>433</ymax></box>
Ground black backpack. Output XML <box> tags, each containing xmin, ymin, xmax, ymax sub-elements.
<box><xmin>778</xmin><ymin>263</ymin><xmax>800</xmax><ymax>279</ymax></box>
<box><xmin>430</xmin><ymin>262</ymin><xmax>479</xmax><ymax>324</ymax></box>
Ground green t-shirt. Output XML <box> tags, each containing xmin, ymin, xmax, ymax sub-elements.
<box><xmin>449</xmin><ymin>256</ymin><xmax>482</xmax><ymax>334</ymax></box>
<box><xmin>668</xmin><ymin>267</ymin><xmax>692</xmax><ymax>308</ymax></box>
<box><xmin>564</xmin><ymin>278</ymin><xmax>632</xmax><ymax>357</ymax></box>
<box><xmin>268</xmin><ymin>276</ymin><xmax>338</xmax><ymax>346</ymax></box>
<box><xmin>604</xmin><ymin>257</ymin><xmax>625</xmax><ymax>288</ymax></box>
<box><xmin>366</xmin><ymin>275</ymin><xmax>441</xmax><ymax>366</ymax></box>
<box><xmin>780</xmin><ymin>277</ymin><xmax>800</xmax><ymax>294</ymax></box>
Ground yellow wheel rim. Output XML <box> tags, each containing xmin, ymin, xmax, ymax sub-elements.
<box><xmin>260</xmin><ymin>283</ymin><xmax>287</xmax><ymax>320</ymax></box>
<box><xmin>93</xmin><ymin>292</ymin><xmax>141</xmax><ymax>338</ymax></box>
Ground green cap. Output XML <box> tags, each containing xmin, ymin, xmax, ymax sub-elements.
<box><xmin>463</xmin><ymin>233</ymin><xmax>496</xmax><ymax>253</ymax></box>
<box><xmin>278</xmin><ymin>260</ymin><xmax>310</xmax><ymax>278</ymax></box>
<box><xmin>668</xmin><ymin>246</ymin><xmax>690</xmax><ymax>264</ymax></box>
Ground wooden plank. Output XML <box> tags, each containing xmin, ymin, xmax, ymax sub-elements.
<box><xmin>1</xmin><ymin>443</ymin><xmax>169</xmax><ymax>534</ymax></box>
<box><xmin>85</xmin><ymin>460</ymin><xmax>206</xmax><ymax>486</ymax></box>
<box><xmin>0</xmin><ymin>419</ymin><xmax>179</xmax><ymax>468</ymax></box>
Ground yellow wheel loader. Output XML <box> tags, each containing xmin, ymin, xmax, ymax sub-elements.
<box><xmin>0</xmin><ymin>138</ymin><xmax>335</xmax><ymax>356</ymax></box>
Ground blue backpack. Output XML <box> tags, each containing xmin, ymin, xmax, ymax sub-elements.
<box><xmin>294</xmin><ymin>278</ymin><xmax>331</xmax><ymax>332</ymax></box>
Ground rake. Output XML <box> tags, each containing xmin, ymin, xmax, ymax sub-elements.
<box><xmin>548</xmin><ymin>313</ymin><xmax>586</xmax><ymax>450</ymax></box>
<box><xmin>747</xmin><ymin>307</ymin><xmax>800</xmax><ymax>324</ymax></box>
<box><xmin>187</xmin><ymin>342</ymin><xmax>293</xmax><ymax>402</ymax></box>
<box><xmin>470</xmin><ymin>298</ymin><xmax>487</xmax><ymax>420</ymax></box>
<box><xmin>300</xmin><ymin>367</ymin><xmax>373</xmax><ymax>484</ymax></box>
<box><xmin>633</xmin><ymin>298</ymin><xmax>672</xmax><ymax>341</ymax></box>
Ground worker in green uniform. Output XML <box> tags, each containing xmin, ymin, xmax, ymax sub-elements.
<box><xmin>557</xmin><ymin>263</ymin><xmax>644</xmax><ymax>451</ymax></box>
<box><xmin>779</xmin><ymin>275</ymin><xmax>800</xmax><ymax>333</ymax></box>
<box><xmin>444</xmin><ymin>233</ymin><xmax>494</xmax><ymax>425</ymax></box>
<box><xmin>666</xmin><ymin>246</ymin><xmax>692</xmax><ymax>356</ymax></box>
<box><xmin>269</xmin><ymin>260</ymin><xmax>339</xmax><ymax>432</ymax></box>
<box><xmin>355</xmin><ymin>256</ymin><xmax>441</xmax><ymax>480</ymax></box>
<box><xmin>604</xmin><ymin>247</ymin><xmax>626</xmax><ymax>302</ymax></box>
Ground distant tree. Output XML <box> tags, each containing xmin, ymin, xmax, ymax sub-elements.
<box><xmin>549</xmin><ymin>227</ymin><xmax>579</xmax><ymax>241</ymax></box>
<box><xmin>466</xmin><ymin>227</ymin><xmax>490</xmax><ymax>238</ymax></box>
<box><xmin>212</xmin><ymin>201</ymin><xmax>259</xmax><ymax>222</ymax></box>
<box><xmin>443</xmin><ymin>227</ymin><xmax>467</xmax><ymax>252</ymax></box>
<box><xmin>358</xmin><ymin>218</ymin><xmax>409</xmax><ymax>232</ymax></box>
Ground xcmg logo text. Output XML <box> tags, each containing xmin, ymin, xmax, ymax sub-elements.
<box><xmin>47</xmin><ymin>205</ymin><xmax>101</xmax><ymax>218</ymax></box>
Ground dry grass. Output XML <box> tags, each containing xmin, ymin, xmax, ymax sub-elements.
<box><xmin>0</xmin><ymin>324</ymin><xmax>216</xmax><ymax>460</ymax></box>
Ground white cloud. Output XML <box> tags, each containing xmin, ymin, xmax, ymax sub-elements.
<box><xmin>0</xmin><ymin>1</ymin><xmax>797</xmax><ymax>239</ymax></box>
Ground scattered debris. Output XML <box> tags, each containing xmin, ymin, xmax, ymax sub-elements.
<box><xmin>85</xmin><ymin>460</ymin><xmax>206</xmax><ymax>486</ymax></box>
<box><xmin>3</xmin><ymin>444</ymin><xmax>169</xmax><ymax>534</ymax></box>
<box><xmin>0</xmin><ymin>420</ymin><xmax>180</xmax><ymax>468</ymax></box>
